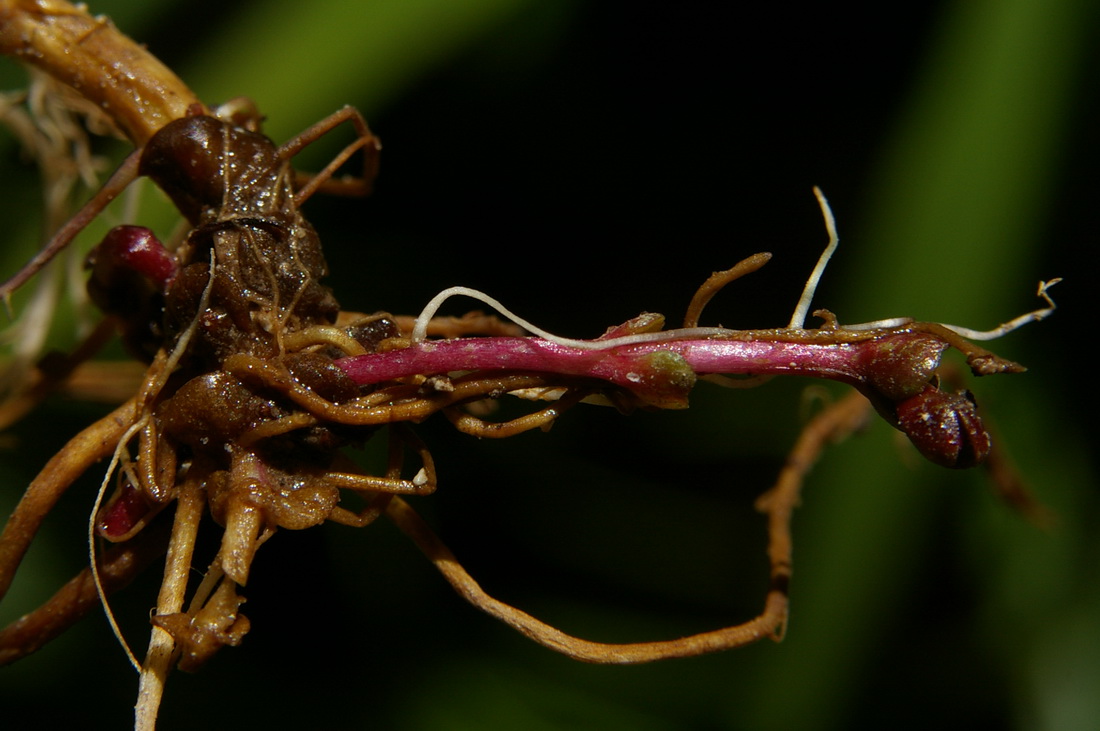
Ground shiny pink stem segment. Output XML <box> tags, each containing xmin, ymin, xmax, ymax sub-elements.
<box><xmin>334</xmin><ymin>331</ymin><xmax>947</xmax><ymax>409</ymax></box>
<box><xmin>332</xmin><ymin>330</ymin><xmax>995</xmax><ymax>469</ymax></box>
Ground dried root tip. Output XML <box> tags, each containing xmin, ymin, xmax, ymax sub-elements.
<box><xmin>905</xmin><ymin>322</ymin><xmax>1027</xmax><ymax>376</ymax></box>
<box><xmin>683</xmin><ymin>253</ymin><xmax>772</xmax><ymax>329</ymax></box>
<box><xmin>151</xmin><ymin>580</ymin><xmax>250</xmax><ymax>673</ymax></box>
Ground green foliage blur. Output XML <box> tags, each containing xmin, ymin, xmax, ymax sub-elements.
<box><xmin>1</xmin><ymin>1</ymin><xmax>1096</xmax><ymax>729</ymax></box>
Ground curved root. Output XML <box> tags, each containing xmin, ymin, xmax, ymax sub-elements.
<box><xmin>387</xmin><ymin>390</ymin><xmax>873</xmax><ymax>663</ymax></box>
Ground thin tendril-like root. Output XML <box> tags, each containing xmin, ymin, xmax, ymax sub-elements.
<box><xmin>414</xmin><ymin>225</ymin><xmax>773</xmax><ymax>351</ymax></box>
<box><xmin>0</xmin><ymin>147</ymin><xmax>142</xmax><ymax>302</ymax></box>
<box><xmin>442</xmin><ymin>386</ymin><xmax>589</xmax><ymax>438</ymax></box>
<box><xmin>385</xmin><ymin>496</ymin><xmax>785</xmax><ymax>662</ymax></box>
<box><xmin>411</xmin><ymin>286</ymin><xmax>730</xmax><ymax>351</ymax></box>
<box><xmin>839</xmin><ymin>279</ymin><xmax>1061</xmax><ymax>340</ymax></box>
<box><xmin>386</xmin><ymin>390</ymin><xmax>872</xmax><ymax>663</ymax></box>
<box><xmin>683</xmin><ymin>253</ymin><xmax>773</xmax><ymax>329</ymax></box>
<box><xmin>412</xmin><ymin>287</ymin><xmax>533</xmax><ymax>343</ymax></box>
<box><xmin>788</xmin><ymin>187</ymin><xmax>839</xmax><ymax>329</ymax></box>
<box><xmin>89</xmin><ymin>249</ymin><xmax>218</xmax><ymax>671</ymax></box>
<box><xmin>88</xmin><ymin>414</ymin><xmax>149</xmax><ymax>671</ymax></box>
<box><xmin>280</xmin><ymin>106</ymin><xmax>380</xmax><ymax>203</ymax></box>
<box><xmin>135</xmin><ymin>479</ymin><xmax>205</xmax><ymax>731</ymax></box>
<box><xmin>0</xmin><ymin>397</ymin><xmax>139</xmax><ymax>602</ymax></box>
<box><xmin>390</xmin><ymin>311</ymin><xmax>526</xmax><ymax>339</ymax></box>
<box><xmin>754</xmin><ymin>389</ymin><xmax>872</xmax><ymax>610</ymax></box>
<box><xmin>940</xmin><ymin>278</ymin><xmax>1061</xmax><ymax>341</ymax></box>
<box><xmin>0</xmin><ymin>518</ymin><xmax>169</xmax><ymax>666</ymax></box>
<box><xmin>281</xmin><ymin>325</ymin><xmax>368</xmax><ymax>357</ymax></box>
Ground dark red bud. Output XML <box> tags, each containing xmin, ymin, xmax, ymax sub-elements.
<box><xmin>895</xmin><ymin>385</ymin><xmax>992</xmax><ymax>469</ymax></box>
<box><xmin>94</xmin><ymin>225</ymin><xmax>178</xmax><ymax>286</ymax></box>
<box><xmin>96</xmin><ymin>481</ymin><xmax>155</xmax><ymax>541</ymax></box>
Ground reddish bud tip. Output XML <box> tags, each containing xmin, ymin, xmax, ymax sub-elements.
<box><xmin>96</xmin><ymin>482</ymin><xmax>154</xmax><ymax>541</ymax></box>
<box><xmin>95</xmin><ymin>225</ymin><xmax>178</xmax><ymax>286</ymax></box>
<box><xmin>895</xmin><ymin>385</ymin><xmax>992</xmax><ymax>469</ymax></box>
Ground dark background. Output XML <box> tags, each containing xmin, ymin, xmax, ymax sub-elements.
<box><xmin>1</xmin><ymin>2</ymin><xmax>1096</xmax><ymax>729</ymax></box>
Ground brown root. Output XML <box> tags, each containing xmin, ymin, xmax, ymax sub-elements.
<box><xmin>0</xmin><ymin>516</ymin><xmax>169</xmax><ymax>666</ymax></box>
<box><xmin>387</xmin><ymin>389</ymin><xmax>873</xmax><ymax>663</ymax></box>
<box><xmin>0</xmin><ymin>397</ymin><xmax>139</xmax><ymax>602</ymax></box>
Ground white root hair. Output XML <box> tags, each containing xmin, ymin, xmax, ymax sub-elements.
<box><xmin>412</xmin><ymin>285</ymin><xmax>729</xmax><ymax>351</ymax></box>
<box><xmin>414</xmin><ymin>190</ymin><xmax>1058</xmax><ymax>351</ymax></box>
<box><xmin>788</xmin><ymin>186</ymin><xmax>839</xmax><ymax>329</ymax></box>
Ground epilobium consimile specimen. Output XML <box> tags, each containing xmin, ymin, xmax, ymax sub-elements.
<box><xmin>0</xmin><ymin>1</ymin><xmax>1057</xmax><ymax>728</ymax></box>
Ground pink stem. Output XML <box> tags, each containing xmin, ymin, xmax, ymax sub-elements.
<box><xmin>333</xmin><ymin>330</ymin><xmax>993</xmax><ymax>468</ymax></box>
<box><xmin>334</xmin><ymin>331</ymin><xmax>947</xmax><ymax>409</ymax></box>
